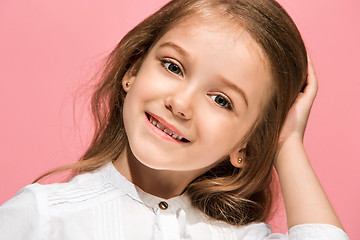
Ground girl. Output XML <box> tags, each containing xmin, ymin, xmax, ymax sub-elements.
<box><xmin>0</xmin><ymin>0</ymin><xmax>349</xmax><ymax>239</ymax></box>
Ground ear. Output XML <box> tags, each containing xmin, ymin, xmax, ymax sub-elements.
<box><xmin>122</xmin><ymin>70</ymin><xmax>136</xmax><ymax>93</ymax></box>
<box><xmin>122</xmin><ymin>59</ymin><xmax>143</xmax><ymax>92</ymax></box>
<box><xmin>229</xmin><ymin>147</ymin><xmax>247</xmax><ymax>168</ymax></box>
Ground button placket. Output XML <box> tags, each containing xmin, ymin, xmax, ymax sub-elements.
<box><xmin>155</xmin><ymin>205</ymin><xmax>182</xmax><ymax>239</ymax></box>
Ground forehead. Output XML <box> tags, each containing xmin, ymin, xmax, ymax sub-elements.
<box><xmin>151</xmin><ymin>14</ymin><xmax>273</xmax><ymax>110</ymax></box>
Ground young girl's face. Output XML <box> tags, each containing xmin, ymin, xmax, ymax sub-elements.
<box><xmin>122</xmin><ymin>15</ymin><xmax>272</xmax><ymax>176</ymax></box>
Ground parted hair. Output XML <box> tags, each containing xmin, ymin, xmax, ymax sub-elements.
<box><xmin>36</xmin><ymin>0</ymin><xmax>307</xmax><ymax>225</ymax></box>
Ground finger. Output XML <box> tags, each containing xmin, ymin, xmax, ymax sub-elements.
<box><xmin>304</xmin><ymin>56</ymin><xmax>318</xmax><ymax>100</ymax></box>
<box><xmin>292</xmin><ymin>57</ymin><xmax>318</xmax><ymax>108</ymax></box>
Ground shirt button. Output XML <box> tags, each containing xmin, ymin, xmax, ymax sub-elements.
<box><xmin>158</xmin><ymin>201</ymin><xmax>168</xmax><ymax>210</ymax></box>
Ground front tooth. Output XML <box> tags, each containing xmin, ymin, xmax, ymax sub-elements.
<box><xmin>156</xmin><ymin>122</ymin><xmax>164</xmax><ymax>130</ymax></box>
<box><xmin>164</xmin><ymin>128</ymin><xmax>171</xmax><ymax>135</ymax></box>
<box><xmin>172</xmin><ymin>133</ymin><xmax>178</xmax><ymax>138</ymax></box>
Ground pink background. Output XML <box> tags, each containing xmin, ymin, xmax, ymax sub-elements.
<box><xmin>0</xmin><ymin>0</ymin><xmax>359</xmax><ymax>238</ymax></box>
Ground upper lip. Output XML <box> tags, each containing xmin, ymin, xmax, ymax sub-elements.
<box><xmin>146</xmin><ymin>112</ymin><xmax>189</xmax><ymax>141</ymax></box>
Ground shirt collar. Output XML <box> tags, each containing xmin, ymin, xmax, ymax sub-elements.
<box><xmin>100</xmin><ymin>162</ymin><xmax>191</xmax><ymax>211</ymax></box>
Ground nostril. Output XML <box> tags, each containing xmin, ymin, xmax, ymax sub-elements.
<box><xmin>165</xmin><ymin>98</ymin><xmax>191</xmax><ymax>119</ymax></box>
<box><xmin>166</xmin><ymin>104</ymin><xmax>172</xmax><ymax>112</ymax></box>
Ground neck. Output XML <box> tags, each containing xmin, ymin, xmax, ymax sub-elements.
<box><xmin>113</xmin><ymin>145</ymin><xmax>201</xmax><ymax>199</ymax></box>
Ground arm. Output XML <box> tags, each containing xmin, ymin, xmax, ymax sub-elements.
<box><xmin>275</xmin><ymin>59</ymin><xmax>344</xmax><ymax>230</ymax></box>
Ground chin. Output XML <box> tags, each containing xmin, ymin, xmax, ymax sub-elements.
<box><xmin>128</xmin><ymin>142</ymin><xmax>169</xmax><ymax>169</ymax></box>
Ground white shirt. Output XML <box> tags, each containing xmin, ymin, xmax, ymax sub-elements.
<box><xmin>0</xmin><ymin>163</ymin><xmax>349</xmax><ymax>240</ymax></box>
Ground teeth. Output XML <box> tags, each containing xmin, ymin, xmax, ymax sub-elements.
<box><xmin>148</xmin><ymin>114</ymin><xmax>186</xmax><ymax>141</ymax></box>
<box><xmin>164</xmin><ymin>128</ymin><xmax>171</xmax><ymax>135</ymax></box>
<box><xmin>156</xmin><ymin>122</ymin><xmax>164</xmax><ymax>130</ymax></box>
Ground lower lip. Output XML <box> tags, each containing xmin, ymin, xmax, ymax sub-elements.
<box><xmin>144</xmin><ymin>114</ymin><xmax>185</xmax><ymax>144</ymax></box>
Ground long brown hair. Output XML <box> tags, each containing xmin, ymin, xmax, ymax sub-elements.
<box><xmin>35</xmin><ymin>0</ymin><xmax>307</xmax><ymax>226</ymax></box>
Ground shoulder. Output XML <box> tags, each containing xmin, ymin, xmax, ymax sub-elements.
<box><xmin>0</xmin><ymin>165</ymin><xmax>126</xmax><ymax>239</ymax></box>
<box><xmin>0</xmin><ymin>184</ymin><xmax>50</xmax><ymax>239</ymax></box>
<box><xmin>0</xmin><ymin>183</ymin><xmax>49</xmax><ymax>217</ymax></box>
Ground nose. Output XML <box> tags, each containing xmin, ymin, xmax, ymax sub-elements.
<box><xmin>164</xmin><ymin>90</ymin><xmax>193</xmax><ymax>120</ymax></box>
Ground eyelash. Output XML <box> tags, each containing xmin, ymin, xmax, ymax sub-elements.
<box><xmin>158</xmin><ymin>58</ymin><xmax>234</xmax><ymax>111</ymax></box>
<box><xmin>159</xmin><ymin>58</ymin><xmax>184</xmax><ymax>77</ymax></box>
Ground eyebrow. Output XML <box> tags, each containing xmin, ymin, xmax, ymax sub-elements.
<box><xmin>158</xmin><ymin>42</ymin><xmax>190</xmax><ymax>58</ymax></box>
<box><xmin>218</xmin><ymin>75</ymin><xmax>249</xmax><ymax>107</ymax></box>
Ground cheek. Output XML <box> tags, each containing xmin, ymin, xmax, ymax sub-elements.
<box><xmin>200</xmin><ymin>109</ymin><xmax>257</xmax><ymax>152</ymax></box>
<box><xmin>122</xmin><ymin>80</ymin><xmax>150</xmax><ymax>134</ymax></box>
<box><xmin>198</xmin><ymin>114</ymin><xmax>241</xmax><ymax>153</ymax></box>
<box><xmin>122</xmin><ymin>94</ymin><xmax>135</xmax><ymax>138</ymax></box>
<box><xmin>131</xmin><ymin>76</ymin><xmax>171</xmax><ymax>102</ymax></box>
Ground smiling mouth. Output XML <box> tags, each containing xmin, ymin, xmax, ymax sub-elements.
<box><xmin>146</xmin><ymin>113</ymin><xmax>190</xmax><ymax>143</ymax></box>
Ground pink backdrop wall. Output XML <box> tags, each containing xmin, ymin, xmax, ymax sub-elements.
<box><xmin>1</xmin><ymin>0</ymin><xmax>359</xmax><ymax>238</ymax></box>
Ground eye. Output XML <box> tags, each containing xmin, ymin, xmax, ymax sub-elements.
<box><xmin>210</xmin><ymin>94</ymin><xmax>234</xmax><ymax>110</ymax></box>
<box><xmin>160</xmin><ymin>59</ymin><xmax>183</xmax><ymax>76</ymax></box>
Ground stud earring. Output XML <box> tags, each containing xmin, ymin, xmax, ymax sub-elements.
<box><xmin>238</xmin><ymin>158</ymin><xmax>242</xmax><ymax>164</ymax></box>
<box><xmin>125</xmin><ymin>82</ymin><xmax>130</xmax><ymax>87</ymax></box>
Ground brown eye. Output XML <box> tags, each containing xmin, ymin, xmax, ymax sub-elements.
<box><xmin>161</xmin><ymin>59</ymin><xmax>183</xmax><ymax>76</ymax></box>
<box><xmin>214</xmin><ymin>95</ymin><xmax>228</xmax><ymax>106</ymax></box>
<box><xmin>166</xmin><ymin>63</ymin><xmax>181</xmax><ymax>75</ymax></box>
<box><xmin>210</xmin><ymin>94</ymin><xmax>233</xmax><ymax>110</ymax></box>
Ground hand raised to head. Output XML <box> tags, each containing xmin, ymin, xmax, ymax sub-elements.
<box><xmin>277</xmin><ymin>57</ymin><xmax>319</xmax><ymax>153</ymax></box>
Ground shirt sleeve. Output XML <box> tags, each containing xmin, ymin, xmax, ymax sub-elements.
<box><xmin>286</xmin><ymin>224</ymin><xmax>350</xmax><ymax>240</ymax></box>
<box><xmin>238</xmin><ymin>222</ymin><xmax>349</xmax><ymax>240</ymax></box>
<box><xmin>0</xmin><ymin>184</ymin><xmax>49</xmax><ymax>240</ymax></box>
